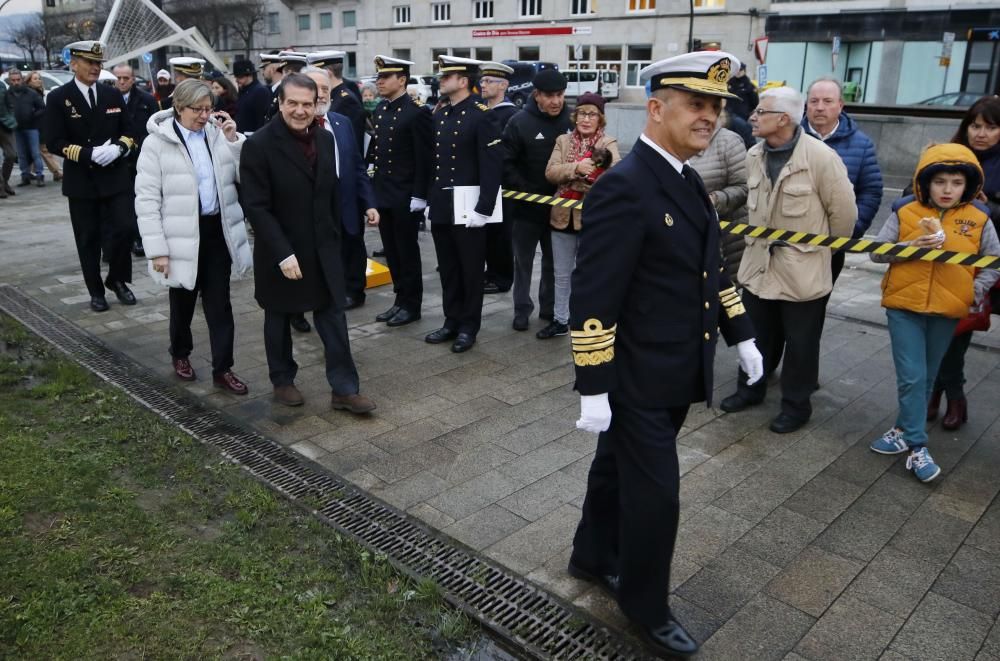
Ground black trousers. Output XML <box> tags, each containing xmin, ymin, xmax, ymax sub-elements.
<box><xmin>431</xmin><ymin>222</ymin><xmax>487</xmax><ymax>336</ymax></box>
<box><xmin>830</xmin><ymin>250</ymin><xmax>846</xmax><ymax>284</ymax></box>
<box><xmin>376</xmin><ymin>206</ymin><xmax>423</xmax><ymax>313</ymax></box>
<box><xmin>263</xmin><ymin>305</ymin><xmax>360</xmax><ymax>395</ymax></box>
<box><xmin>168</xmin><ymin>214</ymin><xmax>234</xmax><ymax>376</ymax></box>
<box><xmin>571</xmin><ymin>399</ymin><xmax>689</xmax><ymax>628</ymax></box>
<box><xmin>484</xmin><ymin>218</ymin><xmax>513</xmax><ymax>290</ymax></box>
<box><xmin>341</xmin><ymin>228</ymin><xmax>368</xmax><ymax>300</ymax></box>
<box><xmin>512</xmin><ymin>220</ymin><xmax>554</xmax><ymax>319</ymax></box>
<box><xmin>934</xmin><ymin>331</ymin><xmax>973</xmax><ymax>399</ymax></box>
<box><xmin>68</xmin><ymin>192</ymin><xmax>134</xmax><ymax>297</ymax></box>
<box><xmin>737</xmin><ymin>289</ymin><xmax>828</xmax><ymax>421</ymax></box>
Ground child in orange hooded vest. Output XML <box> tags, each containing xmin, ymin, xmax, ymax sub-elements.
<box><xmin>869</xmin><ymin>143</ymin><xmax>1000</xmax><ymax>482</ymax></box>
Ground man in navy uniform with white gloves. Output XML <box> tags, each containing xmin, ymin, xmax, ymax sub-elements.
<box><xmin>423</xmin><ymin>55</ymin><xmax>503</xmax><ymax>353</ymax></box>
<box><xmin>45</xmin><ymin>40</ymin><xmax>138</xmax><ymax>312</ymax></box>
<box><xmin>567</xmin><ymin>51</ymin><xmax>764</xmax><ymax>659</ymax></box>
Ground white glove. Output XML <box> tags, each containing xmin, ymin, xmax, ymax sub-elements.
<box><xmin>91</xmin><ymin>144</ymin><xmax>121</xmax><ymax>166</ymax></box>
<box><xmin>737</xmin><ymin>339</ymin><xmax>764</xmax><ymax>386</ymax></box>
<box><xmin>466</xmin><ymin>211</ymin><xmax>490</xmax><ymax>228</ymax></box>
<box><xmin>576</xmin><ymin>393</ymin><xmax>612</xmax><ymax>434</ymax></box>
<box><xmin>409</xmin><ymin>197</ymin><xmax>427</xmax><ymax>213</ymax></box>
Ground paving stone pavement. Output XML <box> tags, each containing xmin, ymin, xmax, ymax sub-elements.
<box><xmin>3</xmin><ymin>183</ymin><xmax>1000</xmax><ymax>660</ymax></box>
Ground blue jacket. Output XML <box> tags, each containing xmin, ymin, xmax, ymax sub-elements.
<box><xmin>802</xmin><ymin>112</ymin><xmax>883</xmax><ymax>238</ymax></box>
<box><xmin>327</xmin><ymin>110</ymin><xmax>375</xmax><ymax>236</ymax></box>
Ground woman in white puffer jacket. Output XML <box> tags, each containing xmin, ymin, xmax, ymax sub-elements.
<box><xmin>136</xmin><ymin>78</ymin><xmax>253</xmax><ymax>394</ymax></box>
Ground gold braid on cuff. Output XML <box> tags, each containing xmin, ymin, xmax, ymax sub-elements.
<box><xmin>572</xmin><ymin>318</ymin><xmax>617</xmax><ymax>366</ymax></box>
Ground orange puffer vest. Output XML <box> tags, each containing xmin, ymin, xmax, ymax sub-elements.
<box><xmin>881</xmin><ymin>143</ymin><xmax>987</xmax><ymax>319</ymax></box>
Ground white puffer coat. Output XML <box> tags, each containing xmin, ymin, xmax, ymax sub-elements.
<box><xmin>136</xmin><ymin>109</ymin><xmax>253</xmax><ymax>291</ymax></box>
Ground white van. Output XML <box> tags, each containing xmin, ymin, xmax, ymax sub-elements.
<box><xmin>563</xmin><ymin>69</ymin><xmax>619</xmax><ymax>101</ymax></box>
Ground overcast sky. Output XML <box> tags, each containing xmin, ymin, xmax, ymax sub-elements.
<box><xmin>2</xmin><ymin>0</ymin><xmax>42</xmax><ymax>15</ymax></box>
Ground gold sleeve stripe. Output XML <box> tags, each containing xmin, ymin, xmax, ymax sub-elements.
<box><xmin>573</xmin><ymin>347</ymin><xmax>614</xmax><ymax>367</ymax></box>
<box><xmin>572</xmin><ymin>337</ymin><xmax>615</xmax><ymax>352</ymax></box>
<box><xmin>119</xmin><ymin>136</ymin><xmax>136</xmax><ymax>150</ymax></box>
<box><xmin>61</xmin><ymin>145</ymin><xmax>82</xmax><ymax>162</ymax></box>
<box><xmin>572</xmin><ymin>333</ymin><xmax>617</xmax><ymax>346</ymax></box>
<box><xmin>724</xmin><ymin>303</ymin><xmax>746</xmax><ymax>318</ymax></box>
<box><xmin>719</xmin><ymin>287</ymin><xmax>737</xmax><ymax>298</ymax></box>
<box><xmin>570</xmin><ymin>319</ymin><xmax>617</xmax><ymax>338</ymax></box>
<box><xmin>721</xmin><ymin>291</ymin><xmax>740</xmax><ymax>303</ymax></box>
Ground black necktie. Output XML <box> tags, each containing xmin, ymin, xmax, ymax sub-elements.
<box><xmin>88</xmin><ymin>87</ymin><xmax>96</xmax><ymax>109</ymax></box>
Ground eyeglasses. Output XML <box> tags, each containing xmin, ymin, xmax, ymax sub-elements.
<box><xmin>186</xmin><ymin>106</ymin><xmax>213</xmax><ymax>115</ymax></box>
<box><xmin>479</xmin><ymin>78</ymin><xmax>502</xmax><ymax>85</ymax></box>
<box><xmin>576</xmin><ymin>111</ymin><xmax>601</xmax><ymax>119</ymax></box>
<box><xmin>751</xmin><ymin>107</ymin><xmax>785</xmax><ymax>117</ymax></box>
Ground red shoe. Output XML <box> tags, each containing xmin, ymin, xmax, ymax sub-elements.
<box><xmin>172</xmin><ymin>357</ymin><xmax>196</xmax><ymax>381</ymax></box>
<box><xmin>213</xmin><ymin>371</ymin><xmax>248</xmax><ymax>395</ymax></box>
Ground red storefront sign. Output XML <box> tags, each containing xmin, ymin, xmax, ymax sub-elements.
<box><xmin>472</xmin><ymin>26</ymin><xmax>592</xmax><ymax>38</ymax></box>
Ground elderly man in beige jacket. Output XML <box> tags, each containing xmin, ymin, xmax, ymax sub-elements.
<box><xmin>720</xmin><ymin>86</ymin><xmax>856</xmax><ymax>433</ymax></box>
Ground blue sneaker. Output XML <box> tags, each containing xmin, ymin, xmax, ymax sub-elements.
<box><xmin>906</xmin><ymin>447</ymin><xmax>941</xmax><ymax>483</ymax></box>
<box><xmin>870</xmin><ymin>427</ymin><xmax>908</xmax><ymax>455</ymax></box>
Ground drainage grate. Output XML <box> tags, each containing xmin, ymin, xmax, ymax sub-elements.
<box><xmin>0</xmin><ymin>285</ymin><xmax>650</xmax><ymax>661</ymax></box>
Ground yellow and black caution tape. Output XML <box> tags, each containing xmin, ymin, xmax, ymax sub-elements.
<box><xmin>501</xmin><ymin>189</ymin><xmax>1000</xmax><ymax>269</ymax></box>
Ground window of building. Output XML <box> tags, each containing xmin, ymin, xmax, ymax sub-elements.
<box><xmin>520</xmin><ymin>0</ymin><xmax>542</xmax><ymax>18</ymax></box>
<box><xmin>627</xmin><ymin>0</ymin><xmax>655</xmax><ymax>10</ymax></box>
<box><xmin>625</xmin><ymin>44</ymin><xmax>652</xmax><ymax>86</ymax></box>
<box><xmin>452</xmin><ymin>47</ymin><xmax>471</xmax><ymax>58</ymax></box>
<box><xmin>567</xmin><ymin>45</ymin><xmax>591</xmax><ymax>68</ymax></box>
<box><xmin>432</xmin><ymin>2</ymin><xmax>451</xmax><ymax>22</ymax></box>
<box><xmin>693</xmin><ymin>0</ymin><xmax>723</xmax><ymax>8</ymax></box>
<box><xmin>46</xmin><ymin>0</ymin><xmax>55</xmax><ymax>7</ymax></box>
<box><xmin>594</xmin><ymin>44</ymin><xmax>622</xmax><ymax>71</ymax></box>
<box><xmin>474</xmin><ymin>0</ymin><xmax>494</xmax><ymax>20</ymax></box>
<box><xmin>432</xmin><ymin>47</ymin><xmax>449</xmax><ymax>61</ymax></box>
<box><xmin>297</xmin><ymin>13</ymin><xmax>310</xmax><ymax>30</ymax></box>
<box><xmin>267</xmin><ymin>12</ymin><xmax>280</xmax><ymax>34</ymax></box>
<box><xmin>393</xmin><ymin>5</ymin><xmax>411</xmax><ymax>25</ymax></box>
<box><xmin>518</xmin><ymin>45</ymin><xmax>540</xmax><ymax>60</ymax></box>
<box><xmin>393</xmin><ymin>48</ymin><xmax>412</xmax><ymax>60</ymax></box>
<box><xmin>346</xmin><ymin>52</ymin><xmax>357</xmax><ymax>77</ymax></box>
<box><xmin>572</xmin><ymin>0</ymin><xmax>594</xmax><ymax>15</ymax></box>
<box><xmin>319</xmin><ymin>12</ymin><xmax>332</xmax><ymax>29</ymax></box>
<box><xmin>474</xmin><ymin>47</ymin><xmax>493</xmax><ymax>60</ymax></box>
<box><xmin>343</xmin><ymin>10</ymin><xmax>357</xmax><ymax>27</ymax></box>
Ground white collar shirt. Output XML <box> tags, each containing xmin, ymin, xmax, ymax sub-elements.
<box><xmin>75</xmin><ymin>78</ymin><xmax>97</xmax><ymax>107</ymax></box>
<box><xmin>174</xmin><ymin>120</ymin><xmax>220</xmax><ymax>215</ymax></box>
<box><xmin>639</xmin><ymin>132</ymin><xmax>685</xmax><ymax>175</ymax></box>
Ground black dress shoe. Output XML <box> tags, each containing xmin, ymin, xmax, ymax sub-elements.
<box><xmin>567</xmin><ymin>561</ymin><xmax>620</xmax><ymax>597</ymax></box>
<box><xmin>386</xmin><ymin>308</ymin><xmax>420</xmax><ymax>327</ymax></box>
<box><xmin>639</xmin><ymin>618</ymin><xmax>699</xmax><ymax>658</ymax></box>
<box><xmin>373</xmin><ymin>248</ymin><xmax>386</xmax><ymax>257</ymax></box>
<box><xmin>290</xmin><ymin>314</ymin><xmax>311</xmax><ymax>333</ymax></box>
<box><xmin>451</xmin><ymin>333</ymin><xmax>475</xmax><ymax>353</ymax></box>
<box><xmin>512</xmin><ymin>315</ymin><xmax>529</xmax><ymax>331</ymax></box>
<box><xmin>344</xmin><ymin>295</ymin><xmax>365</xmax><ymax>310</ymax></box>
<box><xmin>106</xmin><ymin>281</ymin><xmax>136</xmax><ymax>305</ymax></box>
<box><xmin>770</xmin><ymin>412</ymin><xmax>808</xmax><ymax>434</ymax></box>
<box><xmin>425</xmin><ymin>327</ymin><xmax>458</xmax><ymax>344</ymax></box>
<box><xmin>90</xmin><ymin>295</ymin><xmax>109</xmax><ymax>312</ymax></box>
<box><xmin>376</xmin><ymin>305</ymin><xmax>401</xmax><ymax>323</ymax></box>
<box><xmin>719</xmin><ymin>392</ymin><xmax>762</xmax><ymax>413</ymax></box>
<box><xmin>483</xmin><ymin>280</ymin><xmax>502</xmax><ymax>295</ymax></box>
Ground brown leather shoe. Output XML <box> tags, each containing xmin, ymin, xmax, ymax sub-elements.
<box><xmin>927</xmin><ymin>389</ymin><xmax>943</xmax><ymax>422</ymax></box>
<box><xmin>213</xmin><ymin>371</ymin><xmax>248</xmax><ymax>395</ymax></box>
<box><xmin>330</xmin><ymin>392</ymin><xmax>376</xmax><ymax>414</ymax></box>
<box><xmin>941</xmin><ymin>396</ymin><xmax>967</xmax><ymax>431</ymax></box>
<box><xmin>273</xmin><ymin>384</ymin><xmax>304</xmax><ymax>406</ymax></box>
<box><xmin>172</xmin><ymin>357</ymin><xmax>196</xmax><ymax>381</ymax></box>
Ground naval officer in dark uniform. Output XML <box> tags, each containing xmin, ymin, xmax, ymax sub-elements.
<box><xmin>370</xmin><ymin>55</ymin><xmax>433</xmax><ymax>326</ymax></box>
<box><xmin>424</xmin><ymin>55</ymin><xmax>503</xmax><ymax>353</ymax></box>
<box><xmin>307</xmin><ymin>51</ymin><xmax>366</xmax><ymax>153</ymax></box>
<box><xmin>45</xmin><ymin>40</ymin><xmax>138</xmax><ymax>312</ymax></box>
<box><xmin>567</xmin><ymin>52</ymin><xmax>764</xmax><ymax>659</ymax></box>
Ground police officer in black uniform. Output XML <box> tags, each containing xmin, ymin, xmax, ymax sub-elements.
<box><xmin>45</xmin><ymin>41</ymin><xmax>138</xmax><ymax>312</ymax></box>
<box><xmin>567</xmin><ymin>52</ymin><xmax>765</xmax><ymax>659</ymax></box>
<box><xmin>370</xmin><ymin>55</ymin><xmax>433</xmax><ymax>327</ymax></box>
<box><xmin>308</xmin><ymin>51</ymin><xmax>366</xmax><ymax>153</ymax></box>
<box><xmin>424</xmin><ymin>55</ymin><xmax>503</xmax><ymax>353</ymax></box>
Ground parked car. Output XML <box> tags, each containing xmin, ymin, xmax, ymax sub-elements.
<box><xmin>916</xmin><ymin>91</ymin><xmax>983</xmax><ymax>107</ymax></box>
<box><xmin>501</xmin><ymin>60</ymin><xmax>559</xmax><ymax>108</ymax></box>
<box><xmin>0</xmin><ymin>69</ymin><xmax>73</xmax><ymax>98</ymax></box>
<box><xmin>563</xmin><ymin>68</ymin><xmax>619</xmax><ymax>100</ymax></box>
<box><xmin>407</xmin><ymin>74</ymin><xmax>435</xmax><ymax>103</ymax></box>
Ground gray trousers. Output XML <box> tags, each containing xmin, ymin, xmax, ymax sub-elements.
<box><xmin>512</xmin><ymin>220</ymin><xmax>554</xmax><ymax>319</ymax></box>
<box><xmin>550</xmin><ymin>230</ymin><xmax>579</xmax><ymax>325</ymax></box>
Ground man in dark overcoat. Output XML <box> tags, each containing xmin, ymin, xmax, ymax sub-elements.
<box><xmin>369</xmin><ymin>55</ymin><xmax>433</xmax><ymax>327</ymax></box>
<box><xmin>45</xmin><ymin>40</ymin><xmax>138</xmax><ymax>312</ymax></box>
<box><xmin>240</xmin><ymin>73</ymin><xmax>375</xmax><ymax>414</ymax></box>
<box><xmin>567</xmin><ymin>52</ymin><xmax>764</xmax><ymax>659</ymax></box>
